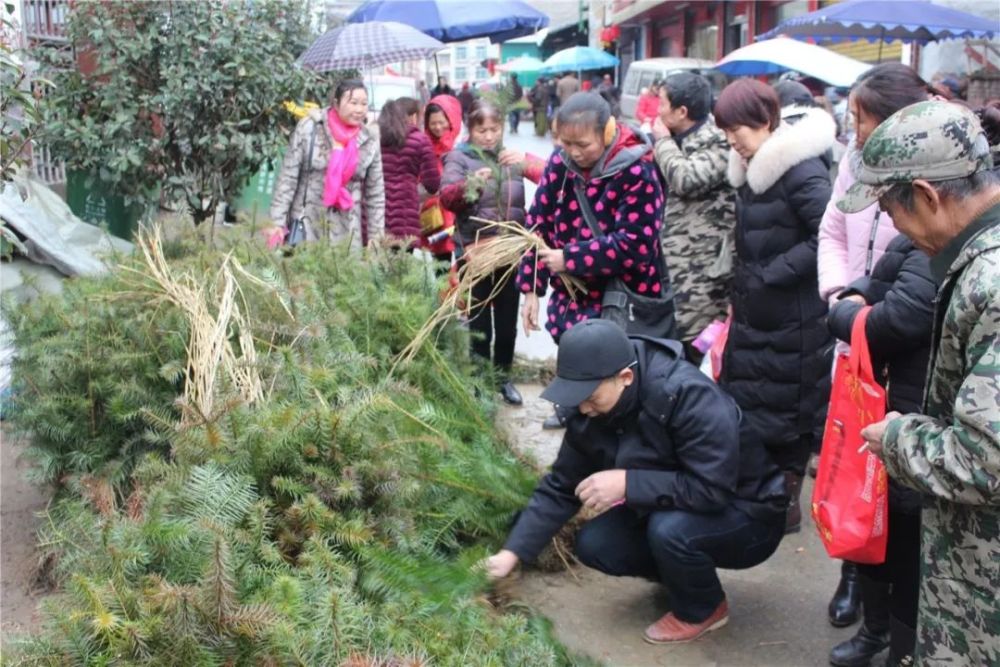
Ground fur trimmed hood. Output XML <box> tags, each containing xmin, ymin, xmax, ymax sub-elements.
<box><xmin>727</xmin><ymin>107</ymin><xmax>836</xmax><ymax>194</ymax></box>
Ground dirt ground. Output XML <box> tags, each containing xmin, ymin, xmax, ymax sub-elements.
<box><xmin>499</xmin><ymin>383</ymin><xmax>868</xmax><ymax>667</ymax></box>
<box><xmin>0</xmin><ymin>426</ymin><xmax>52</xmax><ymax>641</ymax></box>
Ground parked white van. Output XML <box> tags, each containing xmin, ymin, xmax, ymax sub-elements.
<box><xmin>364</xmin><ymin>75</ymin><xmax>419</xmax><ymax>124</ymax></box>
<box><xmin>620</xmin><ymin>58</ymin><xmax>727</xmax><ymax>122</ymax></box>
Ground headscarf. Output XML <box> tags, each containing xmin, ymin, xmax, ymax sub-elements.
<box><xmin>425</xmin><ymin>94</ymin><xmax>463</xmax><ymax>159</ymax></box>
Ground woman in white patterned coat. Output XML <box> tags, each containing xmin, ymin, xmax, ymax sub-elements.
<box><xmin>270</xmin><ymin>79</ymin><xmax>385</xmax><ymax>249</ymax></box>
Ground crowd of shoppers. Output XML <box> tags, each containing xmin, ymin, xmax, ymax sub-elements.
<box><xmin>272</xmin><ymin>66</ymin><xmax>1000</xmax><ymax>666</ymax></box>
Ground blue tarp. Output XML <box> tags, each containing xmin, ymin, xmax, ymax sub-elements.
<box><xmin>758</xmin><ymin>0</ymin><xmax>998</xmax><ymax>44</ymax></box>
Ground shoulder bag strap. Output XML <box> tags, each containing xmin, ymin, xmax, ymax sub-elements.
<box><xmin>864</xmin><ymin>208</ymin><xmax>882</xmax><ymax>276</ymax></box>
<box><xmin>571</xmin><ymin>176</ymin><xmax>669</xmax><ymax>279</ymax></box>
<box><xmin>292</xmin><ymin>122</ymin><xmax>317</xmax><ymax>224</ymax></box>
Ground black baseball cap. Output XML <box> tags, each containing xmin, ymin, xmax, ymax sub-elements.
<box><xmin>541</xmin><ymin>319</ymin><xmax>636</xmax><ymax>407</ymax></box>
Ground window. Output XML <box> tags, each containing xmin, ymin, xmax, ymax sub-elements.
<box><xmin>476</xmin><ymin>67</ymin><xmax>488</xmax><ymax>80</ymax></box>
<box><xmin>475</xmin><ymin>45</ymin><xmax>487</xmax><ymax>60</ymax></box>
<box><xmin>776</xmin><ymin>0</ymin><xmax>810</xmax><ymax>23</ymax></box>
<box><xmin>638</xmin><ymin>71</ymin><xmax>657</xmax><ymax>92</ymax></box>
<box><xmin>455</xmin><ymin>46</ymin><xmax>468</xmax><ymax>60</ymax></box>
<box><xmin>688</xmin><ymin>24</ymin><xmax>718</xmax><ymax>61</ymax></box>
<box><xmin>455</xmin><ymin>66</ymin><xmax>468</xmax><ymax>81</ymax></box>
<box><xmin>724</xmin><ymin>5</ymin><xmax>748</xmax><ymax>55</ymax></box>
<box><xmin>437</xmin><ymin>53</ymin><xmax>451</xmax><ymax>67</ymax></box>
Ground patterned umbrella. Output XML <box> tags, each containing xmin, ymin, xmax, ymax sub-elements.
<box><xmin>298</xmin><ymin>21</ymin><xmax>444</xmax><ymax>72</ymax></box>
<box><xmin>346</xmin><ymin>0</ymin><xmax>549</xmax><ymax>44</ymax></box>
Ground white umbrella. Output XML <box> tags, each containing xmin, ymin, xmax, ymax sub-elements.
<box><xmin>715</xmin><ymin>37</ymin><xmax>871</xmax><ymax>87</ymax></box>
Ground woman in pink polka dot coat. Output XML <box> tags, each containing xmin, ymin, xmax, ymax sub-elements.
<box><xmin>517</xmin><ymin>92</ymin><xmax>666</xmax><ymax>343</ymax></box>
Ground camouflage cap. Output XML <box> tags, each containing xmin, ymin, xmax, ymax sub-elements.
<box><xmin>838</xmin><ymin>101</ymin><xmax>993</xmax><ymax>213</ymax></box>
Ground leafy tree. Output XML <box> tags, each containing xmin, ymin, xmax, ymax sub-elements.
<box><xmin>36</xmin><ymin>0</ymin><xmax>324</xmax><ymax>226</ymax></box>
<box><xmin>1</xmin><ymin>2</ymin><xmax>42</xmax><ymax>189</ymax></box>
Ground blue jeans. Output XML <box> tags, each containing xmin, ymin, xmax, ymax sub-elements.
<box><xmin>508</xmin><ymin>109</ymin><xmax>520</xmax><ymax>132</ymax></box>
<box><xmin>574</xmin><ymin>504</ymin><xmax>785</xmax><ymax>623</ymax></box>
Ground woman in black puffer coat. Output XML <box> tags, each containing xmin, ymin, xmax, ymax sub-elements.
<box><xmin>825</xmin><ymin>234</ymin><xmax>936</xmax><ymax>667</ymax></box>
<box><xmin>713</xmin><ymin>80</ymin><xmax>836</xmax><ymax>531</ymax></box>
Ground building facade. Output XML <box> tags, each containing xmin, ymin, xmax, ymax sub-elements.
<box><xmin>606</xmin><ymin>0</ymin><xmax>819</xmax><ymax>78</ymax></box>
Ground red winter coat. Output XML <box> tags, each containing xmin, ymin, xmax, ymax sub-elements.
<box><xmin>381</xmin><ymin>126</ymin><xmax>440</xmax><ymax>240</ymax></box>
<box><xmin>423</xmin><ymin>95</ymin><xmax>464</xmax><ymax>254</ymax></box>
<box><xmin>636</xmin><ymin>92</ymin><xmax>660</xmax><ymax>125</ymax></box>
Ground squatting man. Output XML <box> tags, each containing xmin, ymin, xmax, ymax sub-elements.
<box><xmin>484</xmin><ymin>319</ymin><xmax>790</xmax><ymax>644</ymax></box>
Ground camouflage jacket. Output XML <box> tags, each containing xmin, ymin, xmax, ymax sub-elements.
<box><xmin>653</xmin><ymin>118</ymin><xmax>735</xmax><ymax>342</ymax></box>
<box><xmin>270</xmin><ymin>109</ymin><xmax>385</xmax><ymax>249</ymax></box>
<box><xmin>882</xmin><ymin>204</ymin><xmax>1000</xmax><ymax>666</ymax></box>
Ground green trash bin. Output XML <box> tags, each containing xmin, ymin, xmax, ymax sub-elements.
<box><xmin>65</xmin><ymin>170</ymin><xmax>149</xmax><ymax>241</ymax></box>
<box><xmin>232</xmin><ymin>150</ymin><xmax>284</xmax><ymax>223</ymax></box>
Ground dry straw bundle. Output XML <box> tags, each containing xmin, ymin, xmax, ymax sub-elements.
<box><xmin>125</xmin><ymin>227</ymin><xmax>266</xmax><ymax>423</ymax></box>
<box><xmin>394</xmin><ymin>218</ymin><xmax>584</xmax><ymax>370</ymax></box>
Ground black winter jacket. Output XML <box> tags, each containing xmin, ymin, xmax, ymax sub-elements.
<box><xmin>827</xmin><ymin>234</ymin><xmax>937</xmax><ymax>514</ymax></box>
<box><xmin>720</xmin><ymin>107</ymin><xmax>836</xmax><ymax>455</ymax></box>
<box><xmin>504</xmin><ymin>338</ymin><xmax>787</xmax><ymax>563</ymax></box>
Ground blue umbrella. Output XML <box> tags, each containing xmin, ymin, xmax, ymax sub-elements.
<box><xmin>542</xmin><ymin>46</ymin><xmax>619</xmax><ymax>74</ymax></box>
<box><xmin>758</xmin><ymin>0</ymin><xmax>998</xmax><ymax>44</ymax></box>
<box><xmin>346</xmin><ymin>0</ymin><xmax>549</xmax><ymax>44</ymax></box>
<box><xmin>496</xmin><ymin>56</ymin><xmax>545</xmax><ymax>74</ymax></box>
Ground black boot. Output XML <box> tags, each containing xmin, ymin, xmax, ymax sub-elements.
<box><xmin>500</xmin><ymin>381</ymin><xmax>523</xmax><ymax>406</ymax></box>
<box><xmin>783</xmin><ymin>471</ymin><xmax>803</xmax><ymax>534</ymax></box>
<box><xmin>542</xmin><ymin>405</ymin><xmax>568</xmax><ymax>430</ymax></box>
<box><xmin>829</xmin><ymin>573</ymin><xmax>889</xmax><ymax>666</ymax></box>
<box><xmin>828</xmin><ymin>561</ymin><xmax>863</xmax><ymax>627</ymax></box>
<box><xmin>886</xmin><ymin>615</ymin><xmax>916</xmax><ymax>667</ymax></box>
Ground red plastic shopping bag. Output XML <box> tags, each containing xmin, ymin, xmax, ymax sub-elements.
<box><xmin>812</xmin><ymin>307</ymin><xmax>889</xmax><ymax>564</ymax></box>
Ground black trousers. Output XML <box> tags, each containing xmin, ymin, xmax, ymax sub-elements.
<box><xmin>857</xmin><ymin>506</ymin><xmax>921</xmax><ymax>629</ymax></box>
<box><xmin>768</xmin><ymin>433</ymin><xmax>815</xmax><ymax>478</ymax></box>
<box><xmin>574</xmin><ymin>505</ymin><xmax>785</xmax><ymax>623</ymax></box>
<box><xmin>431</xmin><ymin>250</ymin><xmax>452</xmax><ymax>278</ymax></box>
<box><xmin>467</xmin><ymin>264</ymin><xmax>519</xmax><ymax>373</ymax></box>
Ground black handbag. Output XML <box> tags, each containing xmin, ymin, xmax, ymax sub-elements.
<box><xmin>572</xmin><ymin>178</ymin><xmax>677</xmax><ymax>339</ymax></box>
<box><xmin>285</xmin><ymin>126</ymin><xmax>316</xmax><ymax>248</ymax></box>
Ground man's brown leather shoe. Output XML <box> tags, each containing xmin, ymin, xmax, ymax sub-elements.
<box><xmin>643</xmin><ymin>599</ymin><xmax>729</xmax><ymax>645</ymax></box>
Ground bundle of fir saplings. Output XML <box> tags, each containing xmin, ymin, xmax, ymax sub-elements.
<box><xmin>3</xmin><ymin>229</ymin><xmax>598</xmax><ymax>667</ymax></box>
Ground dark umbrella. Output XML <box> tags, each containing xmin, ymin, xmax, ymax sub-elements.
<box><xmin>758</xmin><ymin>0</ymin><xmax>998</xmax><ymax>45</ymax></box>
<box><xmin>298</xmin><ymin>20</ymin><xmax>444</xmax><ymax>72</ymax></box>
<box><xmin>346</xmin><ymin>0</ymin><xmax>549</xmax><ymax>44</ymax></box>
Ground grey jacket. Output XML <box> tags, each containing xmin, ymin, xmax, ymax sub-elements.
<box><xmin>440</xmin><ymin>144</ymin><xmax>526</xmax><ymax>245</ymax></box>
<box><xmin>270</xmin><ymin>109</ymin><xmax>385</xmax><ymax>249</ymax></box>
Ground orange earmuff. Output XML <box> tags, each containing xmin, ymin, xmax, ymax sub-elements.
<box><xmin>603</xmin><ymin>116</ymin><xmax>617</xmax><ymax>146</ymax></box>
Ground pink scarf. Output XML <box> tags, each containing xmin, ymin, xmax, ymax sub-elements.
<box><xmin>323</xmin><ymin>108</ymin><xmax>361</xmax><ymax>210</ymax></box>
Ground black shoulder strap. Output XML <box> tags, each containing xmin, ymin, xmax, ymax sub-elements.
<box><xmin>295</xmin><ymin>122</ymin><xmax>318</xmax><ymax>217</ymax></box>
<box><xmin>570</xmin><ymin>175</ymin><xmax>669</xmax><ymax>278</ymax></box>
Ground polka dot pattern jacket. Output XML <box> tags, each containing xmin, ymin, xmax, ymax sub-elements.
<box><xmin>517</xmin><ymin>125</ymin><xmax>666</xmax><ymax>342</ymax></box>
